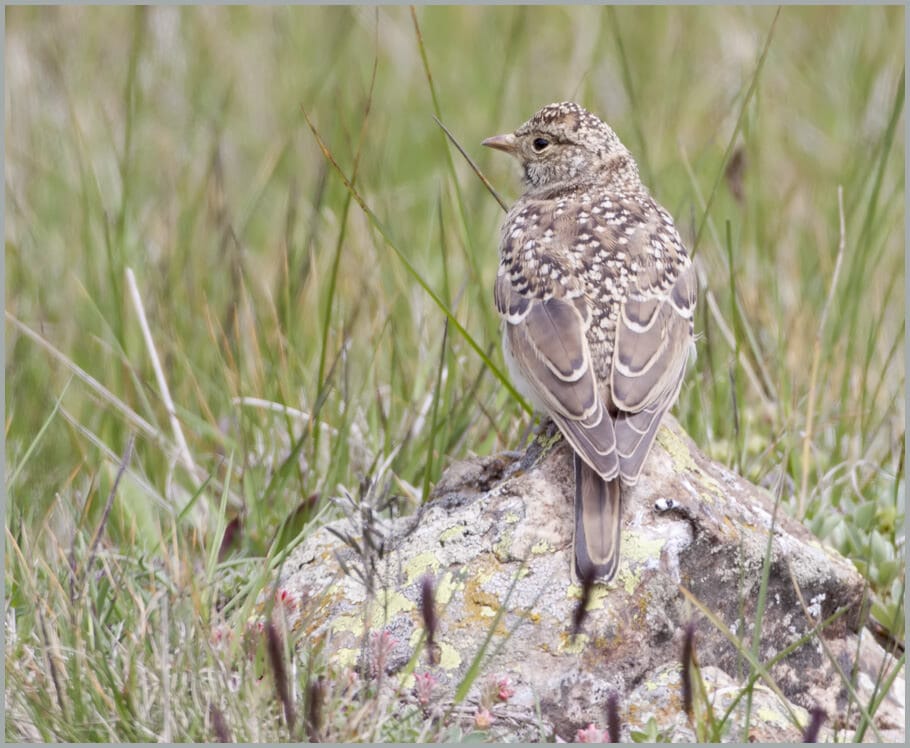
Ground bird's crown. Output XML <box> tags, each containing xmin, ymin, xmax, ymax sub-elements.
<box><xmin>484</xmin><ymin>102</ymin><xmax>639</xmax><ymax>193</ymax></box>
<box><xmin>515</xmin><ymin>102</ymin><xmax>617</xmax><ymax>146</ymax></box>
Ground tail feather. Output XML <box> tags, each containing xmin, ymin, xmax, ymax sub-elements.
<box><xmin>573</xmin><ymin>454</ymin><xmax>622</xmax><ymax>581</ymax></box>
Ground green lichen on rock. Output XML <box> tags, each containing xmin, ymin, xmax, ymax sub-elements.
<box><xmin>565</xmin><ymin>581</ymin><xmax>611</xmax><ymax>613</ymax></box>
<box><xmin>531</xmin><ymin>539</ymin><xmax>553</xmax><ymax>555</ymax></box>
<box><xmin>619</xmin><ymin>532</ymin><xmax>666</xmax><ymax>592</ymax></box>
<box><xmin>369</xmin><ymin>589</ymin><xmax>414</xmax><ymax>628</ymax></box>
<box><xmin>493</xmin><ymin>531</ymin><xmax>514</xmax><ymax>563</ymax></box>
<box><xmin>404</xmin><ymin>551</ymin><xmax>441</xmax><ymax>585</ymax></box>
<box><xmin>332</xmin><ymin>613</ymin><xmax>364</xmax><ymax>636</ymax></box>
<box><xmin>657</xmin><ymin>425</ymin><xmax>724</xmax><ymax>502</ymax></box>
<box><xmin>436</xmin><ymin>570</ymin><xmax>458</xmax><ymax>605</ymax></box>
<box><xmin>439</xmin><ymin>524</ymin><xmax>467</xmax><ymax>544</ymax></box>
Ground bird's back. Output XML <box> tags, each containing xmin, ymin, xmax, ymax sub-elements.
<box><xmin>498</xmin><ymin>181</ymin><xmax>693</xmax><ymax>412</ymax></box>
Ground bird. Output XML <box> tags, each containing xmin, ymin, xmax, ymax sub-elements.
<box><xmin>482</xmin><ymin>102</ymin><xmax>696</xmax><ymax>582</ymax></box>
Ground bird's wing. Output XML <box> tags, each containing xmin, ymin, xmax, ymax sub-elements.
<box><xmin>495</xmin><ymin>229</ymin><xmax>619</xmax><ymax>481</ymax></box>
<box><xmin>610</xmin><ymin>202</ymin><xmax>696</xmax><ymax>484</ymax></box>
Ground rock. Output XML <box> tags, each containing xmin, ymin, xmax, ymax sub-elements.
<box><xmin>277</xmin><ymin>416</ymin><xmax>904</xmax><ymax>742</ymax></box>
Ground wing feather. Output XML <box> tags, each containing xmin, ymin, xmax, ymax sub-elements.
<box><xmin>505</xmin><ymin>295</ymin><xmax>619</xmax><ymax>479</ymax></box>
<box><xmin>612</xmin><ymin>261</ymin><xmax>696</xmax><ymax>482</ymax></box>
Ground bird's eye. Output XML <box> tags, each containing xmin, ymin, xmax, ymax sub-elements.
<box><xmin>532</xmin><ymin>137</ymin><xmax>550</xmax><ymax>152</ymax></box>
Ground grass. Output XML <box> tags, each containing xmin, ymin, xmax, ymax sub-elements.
<box><xmin>5</xmin><ymin>5</ymin><xmax>905</xmax><ymax>742</ymax></box>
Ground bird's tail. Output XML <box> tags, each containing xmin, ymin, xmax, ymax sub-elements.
<box><xmin>573</xmin><ymin>453</ymin><xmax>622</xmax><ymax>582</ymax></box>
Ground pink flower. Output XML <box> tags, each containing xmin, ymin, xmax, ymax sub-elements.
<box><xmin>480</xmin><ymin>672</ymin><xmax>516</xmax><ymax>707</ymax></box>
<box><xmin>414</xmin><ymin>671</ymin><xmax>438</xmax><ymax>706</ymax></box>
<box><xmin>576</xmin><ymin>723</ymin><xmax>607</xmax><ymax>743</ymax></box>
<box><xmin>371</xmin><ymin>629</ymin><xmax>398</xmax><ymax>650</ymax></box>
<box><xmin>496</xmin><ymin>675</ymin><xmax>515</xmax><ymax>702</ymax></box>
<box><xmin>475</xmin><ymin>707</ymin><xmax>494</xmax><ymax>729</ymax></box>
<box><xmin>246</xmin><ymin>619</ymin><xmax>265</xmax><ymax>634</ymax></box>
<box><xmin>210</xmin><ymin>623</ymin><xmax>233</xmax><ymax>648</ymax></box>
<box><xmin>367</xmin><ymin>630</ymin><xmax>398</xmax><ymax>678</ymax></box>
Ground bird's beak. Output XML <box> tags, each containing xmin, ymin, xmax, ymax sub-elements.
<box><xmin>481</xmin><ymin>132</ymin><xmax>517</xmax><ymax>154</ymax></box>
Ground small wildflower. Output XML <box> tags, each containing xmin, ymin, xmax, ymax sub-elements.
<box><xmin>414</xmin><ymin>671</ymin><xmax>439</xmax><ymax>706</ymax></box>
<box><xmin>367</xmin><ymin>629</ymin><xmax>398</xmax><ymax>678</ymax></box>
<box><xmin>342</xmin><ymin>667</ymin><xmax>359</xmax><ymax>691</ymax></box>
<box><xmin>496</xmin><ymin>675</ymin><xmax>515</xmax><ymax>702</ymax></box>
<box><xmin>242</xmin><ymin>617</ymin><xmax>267</xmax><ymax>661</ymax></box>
<box><xmin>210</xmin><ymin>623</ymin><xmax>234</xmax><ymax>649</ymax></box>
<box><xmin>576</xmin><ymin>723</ymin><xmax>607</xmax><ymax>743</ymax></box>
<box><xmin>372</xmin><ymin>629</ymin><xmax>397</xmax><ymax>650</ymax></box>
<box><xmin>475</xmin><ymin>707</ymin><xmax>494</xmax><ymax>730</ymax></box>
<box><xmin>480</xmin><ymin>672</ymin><xmax>514</xmax><ymax>707</ymax></box>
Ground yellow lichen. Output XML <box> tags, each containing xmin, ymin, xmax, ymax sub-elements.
<box><xmin>657</xmin><ymin>426</ymin><xmax>724</xmax><ymax>500</ymax></box>
<box><xmin>461</xmin><ymin>570</ymin><xmax>509</xmax><ymax>634</ymax></box>
<box><xmin>657</xmin><ymin>426</ymin><xmax>699</xmax><ymax>473</ymax></box>
<box><xmin>565</xmin><ymin>580</ymin><xmax>611</xmax><ymax>611</ymax></box>
<box><xmin>438</xmin><ymin>641</ymin><xmax>462</xmax><ymax>670</ymax></box>
<box><xmin>334</xmin><ymin>647</ymin><xmax>359</xmax><ymax>668</ymax></box>
<box><xmin>439</xmin><ymin>525</ymin><xmax>466</xmax><ymax>543</ymax></box>
<box><xmin>493</xmin><ymin>532</ymin><xmax>513</xmax><ymax>562</ymax></box>
<box><xmin>369</xmin><ymin>589</ymin><xmax>415</xmax><ymax>628</ymax></box>
<box><xmin>756</xmin><ymin>705</ymin><xmax>801</xmax><ymax>727</ymax></box>
<box><xmin>540</xmin><ymin>429</ymin><xmax>563</xmax><ymax>451</ymax></box>
<box><xmin>559</xmin><ymin>631</ymin><xmax>588</xmax><ymax>653</ymax></box>
<box><xmin>619</xmin><ymin>532</ymin><xmax>666</xmax><ymax>592</ymax></box>
<box><xmin>331</xmin><ymin>614</ymin><xmax>364</xmax><ymax>635</ymax></box>
<box><xmin>436</xmin><ymin>570</ymin><xmax>458</xmax><ymax>605</ymax></box>
<box><xmin>531</xmin><ymin>540</ymin><xmax>552</xmax><ymax>554</ymax></box>
<box><xmin>404</xmin><ymin>551</ymin><xmax>441</xmax><ymax>585</ymax></box>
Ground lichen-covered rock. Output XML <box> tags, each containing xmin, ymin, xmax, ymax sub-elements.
<box><xmin>278</xmin><ymin>416</ymin><xmax>904</xmax><ymax>742</ymax></box>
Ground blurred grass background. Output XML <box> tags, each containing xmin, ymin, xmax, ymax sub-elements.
<box><xmin>5</xmin><ymin>5</ymin><xmax>905</xmax><ymax>741</ymax></box>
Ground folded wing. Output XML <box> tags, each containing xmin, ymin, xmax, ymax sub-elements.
<box><xmin>497</xmin><ymin>272</ymin><xmax>619</xmax><ymax>481</ymax></box>
<box><xmin>611</xmin><ymin>260</ymin><xmax>696</xmax><ymax>483</ymax></box>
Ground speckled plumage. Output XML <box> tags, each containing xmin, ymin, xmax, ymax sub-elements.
<box><xmin>484</xmin><ymin>102</ymin><xmax>696</xmax><ymax>581</ymax></box>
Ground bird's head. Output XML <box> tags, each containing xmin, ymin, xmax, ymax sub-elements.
<box><xmin>482</xmin><ymin>101</ymin><xmax>638</xmax><ymax>193</ymax></box>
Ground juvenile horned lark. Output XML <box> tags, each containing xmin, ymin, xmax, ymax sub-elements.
<box><xmin>483</xmin><ymin>102</ymin><xmax>696</xmax><ymax>582</ymax></box>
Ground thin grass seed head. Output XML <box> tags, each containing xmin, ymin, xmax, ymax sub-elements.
<box><xmin>606</xmin><ymin>691</ymin><xmax>621</xmax><ymax>743</ymax></box>
<box><xmin>419</xmin><ymin>573</ymin><xmax>439</xmax><ymax>665</ymax></box>
<box><xmin>681</xmin><ymin>621</ymin><xmax>696</xmax><ymax>719</ymax></box>
<box><xmin>802</xmin><ymin>705</ymin><xmax>826</xmax><ymax>743</ymax></box>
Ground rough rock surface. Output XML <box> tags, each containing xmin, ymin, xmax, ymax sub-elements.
<box><xmin>279</xmin><ymin>416</ymin><xmax>905</xmax><ymax>742</ymax></box>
